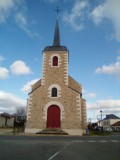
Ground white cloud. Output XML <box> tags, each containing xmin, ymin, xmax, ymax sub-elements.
<box><xmin>0</xmin><ymin>0</ymin><xmax>14</xmax><ymax>10</ymax></box>
<box><xmin>87</xmin><ymin>99</ymin><xmax>120</xmax><ymax>122</ymax></box>
<box><xmin>83</xmin><ymin>90</ymin><xmax>96</xmax><ymax>98</ymax></box>
<box><xmin>15</xmin><ymin>12</ymin><xmax>41</xmax><ymax>38</ymax></box>
<box><xmin>21</xmin><ymin>78</ymin><xmax>40</xmax><ymax>93</ymax></box>
<box><xmin>10</xmin><ymin>60</ymin><xmax>31</xmax><ymax>75</ymax></box>
<box><xmin>0</xmin><ymin>90</ymin><xmax>26</xmax><ymax>114</ymax></box>
<box><xmin>0</xmin><ymin>0</ymin><xmax>40</xmax><ymax>38</ymax></box>
<box><xmin>91</xmin><ymin>0</ymin><xmax>120</xmax><ymax>41</ymax></box>
<box><xmin>87</xmin><ymin>102</ymin><xmax>97</xmax><ymax>110</ymax></box>
<box><xmin>95</xmin><ymin>56</ymin><xmax>120</xmax><ymax>77</ymax></box>
<box><xmin>0</xmin><ymin>67</ymin><xmax>9</xmax><ymax>79</ymax></box>
<box><xmin>117</xmin><ymin>56</ymin><xmax>120</xmax><ymax>61</ymax></box>
<box><xmin>0</xmin><ymin>0</ymin><xmax>15</xmax><ymax>23</ymax></box>
<box><xmin>85</xmin><ymin>93</ymin><xmax>96</xmax><ymax>98</ymax></box>
<box><xmin>15</xmin><ymin>12</ymin><xmax>27</xmax><ymax>27</ymax></box>
<box><xmin>0</xmin><ymin>55</ymin><xmax>5</xmax><ymax>62</ymax></box>
<box><xmin>87</xmin><ymin>99</ymin><xmax>120</xmax><ymax>115</ymax></box>
<box><xmin>97</xmin><ymin>99</ymin><xmax>120</xmax><ymax>108</ymax></box>
<box><xmin>63</xmin><ymin>0</ymin><xmax>88</xmax><ymax>31</ymax></box>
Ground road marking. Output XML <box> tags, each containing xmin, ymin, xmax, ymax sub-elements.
<box><xmin>73</xmin><ymin>140</ymin><xmax>84</xmax><ymax>143</ymax></box>
<box><xmin>48</xmin><ymin>141</ymin><xmax>73</xmax><ymax>160</ymax></box>
<box><xmin>48</xmin><ymin>139</ymin><xmax>120</xmax><ymax>159</ymax></box>
<box><xmin>110</xmin><ymin>140</ymin><xmax>119</xmax><ymax>143</ymax></box>
<box><xmin>99</xmin><ymin>140</ymin><xmax>108</xmax><ymax>142</ymax></box>
<box><xmin>88</xmin><ymin>140</ymin><xmax>96</xmax><ymax>142</ymax></box>
<box><xmin>48</xmin><ymin>151</ymin><xmax>60</xmax><ymax>160</ymax></box>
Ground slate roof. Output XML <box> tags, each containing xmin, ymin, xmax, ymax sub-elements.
<box><xmin>103</xmin><ymin>114</ymin><xmax>120</xmax><ymax>120</ymax></box>
<box><xmin>43</xmin><ymin>45</ymin><xmax>68</xmax><ymax>52</ymax></box>
<box><xmin>43</xmin><ymin>17</ymin><xmax>68</xmax><ymax>52</ymax></box>
<box><xmin>53</xmin><ymin>17</ymin><xmax>60</xmax><ymax>46</ymax></box>
<box><xmin>1</xmin><ymin>112</ymin><xmax>11</xmax><ymax>118</ymax></box>
<box><xmin>68</xmin><ymin>75</ymin><xmax>82</xmax><ymax>94</ymax></box>
<box><xmin>111</xmin><ymin>121</ymin><xmax>120</xmax><ymax>126</ymax></box>
<box><xmin>29</xmin><ymin>75</ymin><xmax>82</xmax><ymax>94</ymax></box>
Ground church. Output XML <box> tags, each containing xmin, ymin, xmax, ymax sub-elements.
<box><xmin>25</xmin><ymin>16</ymin><xmax>87</xmax><ymax>136</ymax></box>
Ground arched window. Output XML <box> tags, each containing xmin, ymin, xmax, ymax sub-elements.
<box><xmin>53</xmin><ymin>56</ymin><xmax>58</xmax><ymax>66</ymax></box>
<box><xmin>48</xmin><ymin>84</ymin><xmax>61</xmax><ymax>98</ymax></box>
<box><xmin>51</xmin><ymin>87</ymin><xmax>57</xmax><ymax>97</ymax></box>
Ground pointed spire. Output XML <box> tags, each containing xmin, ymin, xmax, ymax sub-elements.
<box><xmin>53</xmin><ymin>16</ymin><xmax>60</xmax><ymax>46</ymax></box>
<box><xmin>43</xmin><ymin>7</ymin><xmax>68</xmax><ymax>52</ymax></box>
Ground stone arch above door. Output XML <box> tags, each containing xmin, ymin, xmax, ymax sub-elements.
<box><xmin>43</xmin><ymin>101</ymin><xmax>64</xmax><ymax>121</ymax></box>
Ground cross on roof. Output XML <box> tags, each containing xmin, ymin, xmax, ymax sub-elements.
<box><xmin>54</xmin><ymin>6</ymin><xmax>61</xmax><ymax>15</ymax></box>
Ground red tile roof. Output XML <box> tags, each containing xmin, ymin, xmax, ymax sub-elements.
<box><xmin>111</xmin><ymin>121</ymin><xmax>120</xmax><ymax>126</ymax></box>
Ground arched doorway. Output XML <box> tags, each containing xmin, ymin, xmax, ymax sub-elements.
<box><xmin>47</xmin><ymin>105</ymin><xmax>60</xmax><ymax>128</ymax></box>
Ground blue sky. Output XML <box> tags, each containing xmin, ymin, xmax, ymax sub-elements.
<box><xmin>0</xmin><ymin>0</ymin><xmax>120</xmax><ymax>122</ymax></box>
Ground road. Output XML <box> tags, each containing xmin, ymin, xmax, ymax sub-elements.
<box><xmin>0</xmin><ymin>135</ymin><xmax>119</xmax><ymax>160</ymax></box>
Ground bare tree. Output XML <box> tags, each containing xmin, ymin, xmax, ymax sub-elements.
<box><xmin>14</xmin><ymin>107</ymin><xmax>26</xmax><ymax>127</ymax></box>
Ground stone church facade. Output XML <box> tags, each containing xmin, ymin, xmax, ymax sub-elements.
<box><xmin>25</xmin><ymin>17</ymin><xmax>87</xmax><ymax>135</ymax></box>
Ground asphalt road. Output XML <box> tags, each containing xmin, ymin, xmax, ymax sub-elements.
<box><xmin>0</xmin><ymin>135</ymin><xmax>120</xmax><ymax>160</ymax></box>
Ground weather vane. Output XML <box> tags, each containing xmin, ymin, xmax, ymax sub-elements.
<box><xmin>54</xmin><ymin>6</ymin><xmax>61</xmax><ymax>15</ymax></box>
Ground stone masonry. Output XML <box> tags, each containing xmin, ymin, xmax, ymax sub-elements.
<box><xmin>25</xmin><ymin>17</ymin><xmax>87</xmax><ymax>135</ymax></box>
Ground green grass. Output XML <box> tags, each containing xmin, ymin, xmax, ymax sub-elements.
<box><xmin>89</xmin><ymin>130</ymin><xmax>111</xmax><ymax>136</ymax></box>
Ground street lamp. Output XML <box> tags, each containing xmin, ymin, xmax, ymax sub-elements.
<box><xmin>89</xmin><ymin>118</ymin><xmax>91</xmax><ymax>131</ymax></box>
<box><xmin>100</xmin><ymin>110</ymin><xmax>102</xmax><ymax>127</ymax></box>
<box><xmin>100</xmin><ymin>110</ymin><xmax>102</xmax><ymax>121</ymax></box>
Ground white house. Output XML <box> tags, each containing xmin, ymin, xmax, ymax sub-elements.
<box><xmin>0</xmin><ymin>113</ymin><xmax>14</xmax><ymax>127</ymax></box>
<box><xmin>111</xmin><ymin>121</ymin><xmax>120</xmax><ymax>132</ymax></box>
<box><xmin>102</xmin><ymin>114</ymin><xmax>120</xmax><ymax>130</ymax></box>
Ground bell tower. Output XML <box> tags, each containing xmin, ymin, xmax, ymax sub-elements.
<box><xmin>41</xmin><ymin>15</ymin><xmax>69</xmax><ymax>87</ymax></box>
<box><xmin>25</xmin><ymin>7</ymin><xmax>87</xmax><ymax>135</ymax></box>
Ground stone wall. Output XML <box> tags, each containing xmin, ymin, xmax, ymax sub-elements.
<box><xmin>25</xmin><ymin>50</ymin><xmax>87</xmax><ymax>135</ymax></box>
<box><xmin>26</xmin><ymin>85</ymin><xmax>83</xmax><ymax>130</ymax></box>
<box><xmin>41</xmin><ymin>51</ymin><xmax>68</xmax><ymax>86</ymax></box>
<box><xmin>81</xmin><ymin>98</ymin><xmax>87</xmax><ymax>129</ymax></box>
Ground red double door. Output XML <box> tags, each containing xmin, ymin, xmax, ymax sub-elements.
<box><xmin>47</xmin><ymin>105</ymin><xmax>60</xmax><ymax>128</ymax></box>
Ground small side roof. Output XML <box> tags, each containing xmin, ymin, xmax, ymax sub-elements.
<box><xmin>28</xmin><ymin>79</ymin><xmax>41</xmax><ymax>94</ymax></box>
<box><xmin>1</xmin><ymin>112</ymin><xmax>11</xmax><ymax>118</ymax></box>
<box><xmin>111</xmin><ymin>121</ymin><xmax>120</xmax><ymax>126</ymax></box>
<box><xmin>29</xmin><ymin>76</ymin><xmax>82</xmax><ymax>94</ymax></box>
<box><xmin>68</xmin><ymin>75</ymin><xmax>82</xmax><ymax>93</ymax></box>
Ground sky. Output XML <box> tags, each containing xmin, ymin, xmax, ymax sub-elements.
<box><xmin>0</xmin><ymin>0</ymin><xmax>120</xmax><ymax>122</ymax></box>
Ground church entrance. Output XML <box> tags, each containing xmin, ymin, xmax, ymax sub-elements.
<box><xmin>47</xmin><ymin>105</ymin><xmax>60</xmax><ymax>128</ymax></box>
